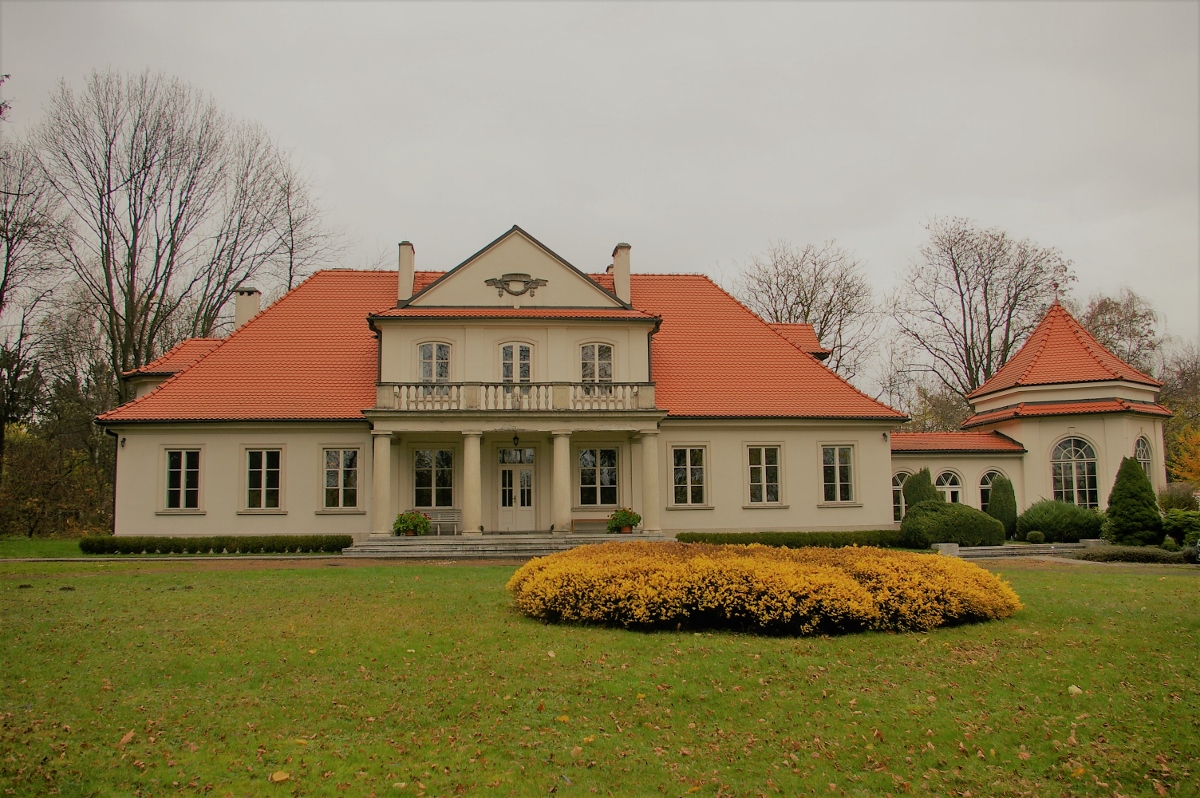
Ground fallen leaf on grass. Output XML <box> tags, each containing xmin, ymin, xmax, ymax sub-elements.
<box><xmin>571</xmin><ymin>746</ymin><xmax>583</xmax><ymax>758</ymax></box>
<box><xmin>1068</xmin><ymin>685</ymin><xmax>1083</xmax><ymax>696</ymax></box>
<box><xmin>1018</xmin><ymin>751</ymin><xmax>1031</xmax><ymax>760</ymax></box>
<box><xmin>117</xmin><ymin>731</ymin><xmax>135</xmax><ymax>748</ymax></box>
<box><xmin>269</xmin><ymin>771</ymin><xmax>290</xmax><ymax>783</ymax></box>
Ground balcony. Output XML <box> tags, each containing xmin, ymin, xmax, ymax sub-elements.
<box><xmin>376</xmin><ymin>382</ymin><xmax>656</xmax><ymax>412</ymax></box>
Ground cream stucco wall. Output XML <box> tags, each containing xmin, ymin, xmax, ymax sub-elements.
<box><xmin>973</xmin><ymin>413</ymin><xmax>1167</xmax><ymax>509</ymax></box>
<box><xmin>970</xmin><ymin>380</ymin><xmax>1159</xmax><ymax>413</ymax></box>
<box><xmin>376</xmin><ymin>320</ymin><xmax>655</xmax><ymax>384</ymax></box>
<box><xmin>410</xmin><ymin>233</ymin><xmax>622</xmax><ymax>308</ymax></box>
<box><xmin>889</xmin><ymin>453</ymin><xmax>1026</xmax><ymax>515</ymax></box>
<box><xmin>109</xmin><ymin>423</ymin><xmax>374</xmax><ymax>539</ymax></box>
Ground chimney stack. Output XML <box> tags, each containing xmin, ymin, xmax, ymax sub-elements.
<box><xmin>398</xmin><ymin>241</ymin><xmax>415</xmax><ymax>302</ymax></box>
<box><xmin>234</xmin><ymin>286</ymin><xmax>261</xmax><ymax>329</ymax></box>
<box><xmin>611</xmin><ymin>243</ymin><xmax>631</xmax><ymax>304</ymax></box>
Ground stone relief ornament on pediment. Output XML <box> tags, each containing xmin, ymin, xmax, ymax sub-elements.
<box><xmin>485</xmin><ymin>273</ymin><xmax>549</xmax><ymax>297</ymax></box>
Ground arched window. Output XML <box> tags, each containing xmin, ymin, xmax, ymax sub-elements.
<box><xmin>418</xmin><ymin>342</ymin><xmax>451</xmax><ymax>396</ymax></box>
<box><xmin>581</xmin><ymin>343</ymin><xmax>613</xmax><ymax>395</ymax></box>
<box><xmin>1052</xmin><ymin>437</ymin><xmax>1098</xmax><ymax>509</ymax></box>
<box><xmin>935</xmin><ymin>471</ymin><xmax>961</xmax><ymax>503</ymax></box>
<box><xmin>979</xmin><ymin>470</ymin><xmax>1003</xmax><ymax>513</ymax></box>
<box><xmin>892</xmin><ymin>472</ymin><xmax>910</xmax><ymax>522</ymax></box>
<box><xmin>1135</xmin><ymin>437</ymin><xmax>1153</xmax><ymax>479</ymax></box>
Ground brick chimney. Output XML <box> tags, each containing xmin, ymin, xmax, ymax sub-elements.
<box><xmin>398</xmin><ymin>241</ymin><xmax>415</xmax><ymax>302</ymax></box>
<box><xmin>612</xmin><ymin>243</ymin><xmax>631</xmax><ymax>304</ymax></box>
<box><xmin>234</xmin><ymin>286</ymin><xmax>261</xmax><ymax>329</ymax></box>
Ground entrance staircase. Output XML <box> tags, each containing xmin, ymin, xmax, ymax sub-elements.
<box><xmin>958</xmin><ymin>542</ymin><xmax>1089</xmax><ymax>560</ymax></box>
<box><xmin>343</xmin><ymin>532</ymin><xmax>674</xmax><ymax>559</ymax></box>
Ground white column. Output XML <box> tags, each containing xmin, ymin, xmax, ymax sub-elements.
<box><xmin>552</xmin><ymin>431</ymin><xmax>572</xmax><ymax>534</ymax></box>
<box><xmin>462</xmin><ymin>432</ymin><xmax>482</xmax><ymax>535</ymax></box>
<box><xmin>639</xmin><ymin>429</ymin><xmax>661</xmax><ymax>533</ymax></box>
<box><xmin>370</xmin><ymin>432</ymin><xmax>392</xmax><ymax>537</ymax></box>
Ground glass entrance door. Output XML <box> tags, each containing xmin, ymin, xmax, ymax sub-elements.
<box><xmin>498</xmin><ymin>448</ymin><xmax>535</xmax><ymax>532</ymax></box>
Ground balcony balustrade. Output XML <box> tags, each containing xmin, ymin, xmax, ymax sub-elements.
<box><xmin>378</xmin><ymin>382</ymin><xmax>655</xmax><ymax>412</ymax></box>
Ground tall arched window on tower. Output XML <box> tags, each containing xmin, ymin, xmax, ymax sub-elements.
<box><xmin>892</xmin><ymin>472</ymin><xmax>910</xmax><ymax>522</ymax></box>
<box><xmin>1052</xmin><ymin>437</ymin><xmax>1099</xmax><ymax>509</ymax></box>
<box><xmin>1134</xmin><ymin>437</ymin><xmax>1153</xmax><ymax>480</ymax></box>
<box><xmin>935</xmin><ymin>471</ymin><xmax>961</xmax><ymax>503</ymax></box>
<box><xmin>979</xmin><ymin>470</ymin><xmax>1003</xmax><ymax>513</ymax></box>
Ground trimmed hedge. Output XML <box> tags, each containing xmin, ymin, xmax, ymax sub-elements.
<box><xmin>901</xmin><ymin>468</ymin><xmax>941</xmax><ymax>513</ymax></box>
<box><xmin>985</xmin><ymin>476</ymin><xmax>1018</xmax><ymax>539</ymax></box>
<box><xmin>900</xmin><ymin>500</ymin><xmax>1005</xmax><ymax>548</ymax></box>
<box><xmin>1163</xmin><ymin>510</ymin><xmax>1200</xmax><ymax>548</ymax></box>
<box><xmin>78</xmin><ymin>535</ymin><xmax>354</xmax><ymax>555</ymax></box>
<box><xmin>1072</xmin><ymin>546</ymin><xmax>1198</xmax><ymax>565</ymax></box>
<box><xmin>1016</xmin><ymin>500</ymin><xmax>1102</xmax><ymax>543</ymax></box>
<box><xmin>675</xmin><ymin>530</ymin><xmax>907</xmax><ymax>549</ymax></box>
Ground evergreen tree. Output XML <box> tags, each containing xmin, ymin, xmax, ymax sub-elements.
<box><xmin>985</xmin><ymin>475</ymin><xmax>1017</xmax><ymax>539</ymax></box>
<box><xmin>1106</xmin><ymin>456</ymin><xmax>1163</xmax><ymax>546</ymax></box>
<box><xmin>902</xmin><ymin>468</ymin><xmax>941</xmax><ymax>514</ymax></box>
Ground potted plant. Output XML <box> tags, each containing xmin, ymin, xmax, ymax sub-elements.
<box><xmin>607</xmin><ymin>507</ymin><xmax>642</xmax><ymax>534</ymax></box>
<box><xmin>393</xmin><ymin>510</ymin><xmax>432</xmax><ymax>537</ymax></box>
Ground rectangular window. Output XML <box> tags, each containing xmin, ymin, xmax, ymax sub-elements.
<box><xmin>578</xmin><ymin>448</ymin><xmax>618</xmax><ymax>506</ymax></box>
<box><xmin>581</xmin><ymin>343</ymin><xmax>613</xmax><ymax>395</ymax></box>
<box><xmin>501</xmin><ymin>344</ymin><xmax>532</xmax><ymax>383</ymax></box>
<box><xmin>822</xmin><ymin>446</ymin><xmax>854</xmax><ymax>503</ymax></box>
<box><xmin>747</xmin><ymin>446</ymin><xmax>780</xmax><ymax>503</ymax></box>
<box><xmin>419</xmin><ymin>342</ymin><xmax>451</xmax><ymax>384</ymax></box>
<box><xmin>246</xmin><ymin>449</ymin><xmax>281</xmax><ymax>509</ymax></box>
<box><xmin>165</xmin><ymin>449</ymin><xmax>200</xmax><ymax>509</ymax></box>
<box><xmin>672</xmin><ymin>446</ymin><xmax>706</xmax><ymax>505</ymax></box>
<box><xmin>324</xmin><ymin>449</ymin><xmax>359</xmax><ymax>508</ymax></box>
<box><xmin>414</xmin><ymin>449</ymin><xmax>454</xmax><ymax>508</ymax></box>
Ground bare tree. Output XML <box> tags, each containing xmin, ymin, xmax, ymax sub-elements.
<box><xmin>889</xmin><ymin>217</ymin><xmax>1075</xmax><ymax>398</ymax></box>
<box><xmin>736</xmin><ymin>240</ymin><xmax>879</xmax><ymax>379</ymax></box>
<box><xmin>35</xmin><ymin>70</ymin><xmax>337</xmax><ymax>402</ymax></box>
<box><xmin>1074</xmin><ymin>288</ymin><xmax>1163</xmax><ymax>375</ymax></box>
<box><xmin>0</xmin><ymin>137</ymin><xmax>62</xmax><ymax>478</ymax></box>
<box><xmin>270</xmin><ymin>155</ymin><xmax>344</xmax><ymax>291</ymax></box>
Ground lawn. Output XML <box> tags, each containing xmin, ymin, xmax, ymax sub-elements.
<box><xmin>0</xmin><ymin>537</ymin><xmax>88</xmax><ymax>559</ymax></box>
<box><xmin>0</xmin><ymin>556</ymin><xmax>1196</xmax><ymax>797</ymax></box>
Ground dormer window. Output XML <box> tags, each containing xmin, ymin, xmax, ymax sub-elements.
<box><xmin>419</xmin><ymin>343</ymin><xmax>451</xmax><ymax>383</ymax></box>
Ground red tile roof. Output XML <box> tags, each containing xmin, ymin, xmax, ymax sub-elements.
<box><xmin>968</xmin><ymin>301</ymin><xmax>1161</xmax><ymax>399</ymax></box>
<box><xmin>632</xmin><ymin>275</ymin><xmax>903</xmax><ymax>419</ymax></box>
<box><xmin>962</xmin><ymin>398</ymin><xmax>1172</xmax><ymax>429</ymax></box>
<box><xmin>123</xmin><ymin>338</ymin><xmax>223</xmax><ymax>377</ymax></box>
<box><xmin>374</xmin><ymin>307</ymin><xmax>657</xmax><ymax>320</ymax></box>
<box><xmin>769</xmin><ymin>323</ymin><xmax>832</xmax><ymax>359</ymax></box>
<box><xmin>99</xmin><ymin>270</ymin><xmax>906</xmax><ymax>423</ymax></box>
<box><xmin>890</xmin><ymin>431</ymin><xmax>1026</xmax><ymax>454</ymax></box>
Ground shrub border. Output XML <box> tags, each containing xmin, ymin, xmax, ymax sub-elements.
<box><xmin>675</xmin><ymin>530</ymin><xmax>910</xmax><ymax>549</ymax></box>
<box><xmin>79</xmin><ymin>535</ymin><xmax>353</xmax><ymax>555</ymax></box>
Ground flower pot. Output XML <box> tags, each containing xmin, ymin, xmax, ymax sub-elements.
<box><xmin>405</xmin><ymin>530</ymin><xmax>416</xmax><ymax>537</ymax></box>
<box><xmin>620</xmin><ymin>526</ymin><xmax>633</xmax><ymax>534</ymax></box>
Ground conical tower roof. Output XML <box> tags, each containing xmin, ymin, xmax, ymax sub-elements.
<box><xmin>967</xmin><ymin>301</ymin><xmax>1161</xmax><ymax>400</ymax></box>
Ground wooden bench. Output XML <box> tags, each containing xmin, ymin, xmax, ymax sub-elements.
<box><xmin>427</xmin><ymin>510</ymin><xmax>462</xmax><ymax>536</ymax></box>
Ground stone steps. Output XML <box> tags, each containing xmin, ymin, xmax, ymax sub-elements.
<box><xmin>343</xmin><ymin>533</ymin><xmax>673</xmax><ymax>559</ymax></box>
<box><xmin>958</xmin><ymin>543</ymin><xmax>1089</xmax><ymax>559</ymax></box>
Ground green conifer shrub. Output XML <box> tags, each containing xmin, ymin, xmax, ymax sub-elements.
<box><xmin>984</xmin><ymin>476</ymin><xmax>1017</xmax><ymax>539</ymax></box>
<box><xmin>901</xmin><ymin>468</ymin><xmax>941</xmax><ymax>514</ymax></box>
<box><xmin>1016</xmin><ymin>500</ymin><xmax>1102</xmax><ymax>542</ymax></box>
<box><xmin>1106</xmin><ymin>457</ymin><xmax>1163</xmax><ymax>546</ymax></box>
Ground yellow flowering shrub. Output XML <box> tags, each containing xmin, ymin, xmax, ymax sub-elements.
<box><xmin>507</xmin><ymin>543</ymin><xmax>1022</xmax><ymax>634</ymax></box>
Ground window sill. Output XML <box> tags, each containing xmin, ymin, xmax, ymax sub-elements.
<box><xmin>572</xmin><ymin>506</ymin><xmax>618</xmax><ymax>513</ymax></box>
<box><xmin>155</xmin><ymin>510</ymin><xmax>205</xmax><ymax>516</ymax></box>
<box><xmin>817</xmin><ymin>502</ymin><xmax>863</xmax><ymax>508</ymax></box>
<box><xmin>314</xmin><ymin>508</ymin><xmax>366</xmax><ymax>515</ymax></box>
<box><xmin>742</xmin><ymin>504</ymin><xmax>790</xmax><ymax>510</ymax></box>
<box><xmin>666</xmin><ymin>504</ymin><xmax>714</xmax><ymax>511</ymax></box>
<box><xmin>237</xmin><ymin>509</ymin><xmax>287</xmax><ymax>515</ymax></box>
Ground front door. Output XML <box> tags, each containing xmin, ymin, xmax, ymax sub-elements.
<box><xmin>498</xmin><ymin>448</ymin><xmax>536</xmax><ymax>532</ymax></box>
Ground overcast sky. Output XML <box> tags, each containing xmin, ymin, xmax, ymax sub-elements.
<box><xmin>3</xmin><ymin>1</ymin><xmax>1198</xmax><ymax>351</ymax></box>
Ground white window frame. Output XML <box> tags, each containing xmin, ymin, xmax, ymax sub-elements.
<box><xmin>319</xmin><ymin>446</ymin><xmax>363</xmax><ymax>513</ymax></box>
<box><xmin>416</xmin><ymin>341</ymin><xmax>453</xmax><ymax>385</ymax></box>
<box><xmin>580</xmin><ymin>342</ymin><xmax>615</xmax><ymax>385</ymax></box>
<box><xmin>1051</xmin><ymin>436</ymin><xmax>1099</xmax><ymax>509</ymax></box>
<box><xmin>498</xmin><ymin>341</ymin><xmax>535</xmax><ymax>385</ymax></box>
<box><xmin>744</xmin><ymin>443</ymin><xmax>786</xmax><ymax>507</ymax></box>
<box><xmin>576</xmin><ymin>445</ymin><xmax>620</xmax><ymax>509</ymax></box>
<box><xmin>935</xmin><ymin>470</ymin><xmax>963</xmax><ymax>504</ymax></box>
<box><xmin>158</xmin><ymin>445</ymin><xmax>205</xmax><ymax>515</ymax></box>
<box><xmin>892</xmin><ymin>472</ymin><xmax>911</xmax><ymax>522</ymax></box>
<box><xmin>669</xmin><ymin>444</ymin><xmax>711</xmax><ymax>508</ymax></box>
<box><xmin>414</xmin><ymin>448</ymin><xmax>455</xmax><ymax>509</ymax></box>
<box><xmin>241</xmin><ymin>445</ymin><xmax>286</xmax><ymax>514</ymax></box>
<box><xmin>1134</xmin><ymin>437</ymin><xmax>1153</xmax><ymax>480</ymax></box>
<box><xmin>819</xmin><ymin>443</ymin><xmax>857</xmax><ymax>505</ymax></box>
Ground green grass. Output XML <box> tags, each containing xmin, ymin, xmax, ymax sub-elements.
<box><xmin>0</xmin><ymin>537</ymin><xmax>87</xmax><ymax>559</ymax></box>
<box><xmin>1</xmin><ymin>558</ymin><xmax>1197</xmax><ymax>797</ymax></box>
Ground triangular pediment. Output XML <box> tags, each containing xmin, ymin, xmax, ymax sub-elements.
<box><xmin>407</xmin><ymin>226</ymin><xmax>625</xmax><ymax>308</ymax></box>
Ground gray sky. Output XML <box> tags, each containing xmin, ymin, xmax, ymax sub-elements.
<box><xmin>3</xmin><ymin>1</ymin><xmax>1198</xmax><ymax>354</ymax></box>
